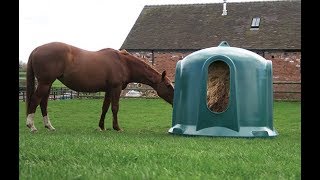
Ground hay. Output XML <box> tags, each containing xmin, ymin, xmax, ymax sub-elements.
<box><xmin>207</xmin><ymin>61</ymin><xmax>230</xmax><ymax>112</ymax></box>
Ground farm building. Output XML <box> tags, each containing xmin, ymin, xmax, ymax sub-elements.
<box><xmin>120</xmin><ymin>0</ymin><xmax>301</xmax><ymax>100</ymax></box>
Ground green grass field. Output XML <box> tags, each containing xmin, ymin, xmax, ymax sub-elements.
<box><xmin>19</xmin><ymin>99</ymin><xmax>301</xmax><ymax>179</ymax></box>
<box><xmin>19</xmin><ymin>71</ymin><xmax>26</xmax><ymax>77</ymax></box>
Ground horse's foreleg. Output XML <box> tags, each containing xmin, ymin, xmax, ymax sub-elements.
<box><xmin>111</xmin><ymin>87</ymin><xmax>122</xmax><ymax>131</ymax></box>
<box><xmin>26</xmin><ymin>83</ymin><xmax>51</xmax><ymax>132</ymax></box>
<box><xmin>98</xmin><ymin>91</ymin><xmax>111</xmax><ymax>131</ymax></box>
<box><xmin>40</xmin><ymin>86</ymin><xmax>55</xmax><ymax>131</ymax></box>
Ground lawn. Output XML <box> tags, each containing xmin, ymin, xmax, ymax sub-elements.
<box><xmin>19</xmin><ymin>99</ymin><xmax>301</xmax><ymax>179</ymax></box>
<box><xmin>51</xmin><ymin>79</ymin><xmax>66</xmax><ymax>87</ymax></box>
<box><xmin>19</xmin><ymin>71</ymin><xmax>26</xmax><ymax>78</ymax></box>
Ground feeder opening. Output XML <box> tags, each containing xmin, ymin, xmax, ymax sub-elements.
<box><xmin>206</xmin><ymin>60</ymin><xmax>230</xmax><ymax>112</ymax></box>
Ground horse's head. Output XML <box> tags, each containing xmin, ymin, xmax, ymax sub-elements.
<box><xmin>156</xmin><ymin>71</ymin><xmax>174</xmax><ymax>105</ymax></box>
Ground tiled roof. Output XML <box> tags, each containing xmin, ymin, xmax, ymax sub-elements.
<box><xmin>121</xmin><ymin>1</ymin><xmax>301</xmax><ymax>50</ymax></box>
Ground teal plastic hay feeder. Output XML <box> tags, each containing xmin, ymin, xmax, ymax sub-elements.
<box><xmin>168</xmin><ymin>41</ymin><xmax>278</xmax><ymax>137</ymax></box>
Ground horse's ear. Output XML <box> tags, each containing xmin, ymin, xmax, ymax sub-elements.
<box><xmin>161</xmin><ymin>71</ymin><xmax>167</xmax><ymax>81</ymax></box>
<box><xmin>119</xmin><ymin>49</ymin><xmax>129</xmax><ymax>55</ymax></box>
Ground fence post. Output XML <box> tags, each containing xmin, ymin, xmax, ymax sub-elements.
<box><xmin>49</xmin><ymin>87</ymin><xmax>52</xmax><ymax>100</ymax></box>
<box><xmin>71</xmin><ymin>91</ymin><xmax>73</xmax><ymax>99</ymax></box>
<box><xmin>22</xmin><ymin>92</ymin><xmax>25</xmax><ymax>102</ymax></box>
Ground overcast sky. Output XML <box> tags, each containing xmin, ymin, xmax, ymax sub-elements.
<box><xmin>19</xmin><ymin>0</ymin><xmax>275</xmax><ymax>63</ymax></box>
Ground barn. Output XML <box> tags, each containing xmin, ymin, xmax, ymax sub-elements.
<box><xmin>120</xmin><ymin>0</ymin><xmax>301</xmax><ymax>100</ymax></box>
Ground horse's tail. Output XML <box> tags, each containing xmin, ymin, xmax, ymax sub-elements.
<box><xmin>26</xmin><ymin>51</ymin><xmax>35</xmax><ymax>116</ymax></box>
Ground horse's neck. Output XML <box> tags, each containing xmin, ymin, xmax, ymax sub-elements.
<box><xmin>128</xmin><ymin>58</ymin><xmax>161</xmax><ymax>89</ymax></box>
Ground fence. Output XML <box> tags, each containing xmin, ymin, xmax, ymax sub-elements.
<box><xmin>273</xmin><ymin>81</ymin><xmax>301</xmax><ymax>101</ymax></box>
<box><xmin>19</xmin><ymin>83</ymin><xmax>158</xmax><ymax>101</ymax></box>
<box><xmin>19</xmin><ymin>81</ymin><xmax>301</xmax><ymax>101</ymax></box>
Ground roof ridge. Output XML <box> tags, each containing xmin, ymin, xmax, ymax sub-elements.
<box><xmin>144</xmin><ymin>0</ymin><xmax>300</xmax><ymax>8</ymax></box>
<box><xmin>144</xmin><ymin>3</ymin><xmax>219</xmax><ymax>8</ymax></box>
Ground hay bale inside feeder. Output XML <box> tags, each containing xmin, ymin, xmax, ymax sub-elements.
<box><xmin>206</xmin><ymin>61</ymin><xmax>230</xmax><ymax>113</ymax></box>
<box><xmin>169</xmin><ymin>41</ymin><xmax>278</xmax><ymax>137</ymax></box>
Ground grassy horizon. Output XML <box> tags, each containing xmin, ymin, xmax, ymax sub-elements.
<box><xmin>19</xmin><ymin>99</ymin><xmax>301</xmax><ymax>179</ymax></box>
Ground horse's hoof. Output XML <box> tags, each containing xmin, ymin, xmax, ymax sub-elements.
<box><xmin>97</xmin><ymin>127</ymin><xmax>105</xmax><ymax>132</ymax></box>
<box><xmin>30</xmin><ymin>128</ymin><xmax>38</xmax><ymax>133</ymax></box>
<box><xmin>27</xmin><ymin>124</ymin><xmax>38</xmax><ymax>132</ymax></box>
<box><xmin>45</xmin><ymin>126</ymin><xmax>56</xmax><ymax>131</ymax></box>
<box><xmin>116</xmin><ymin>129</ymin><xmax>124</xmax><ymax>132</ymax></box>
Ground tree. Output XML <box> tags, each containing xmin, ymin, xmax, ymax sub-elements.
<box><xmin>19</xmin><ymin>60</ymin><xmax>23</xmax><ymax>69</ymax></box>
<box><xmin>19</xmin><ymin>60</ymin><xmax>27</xmax><ymax>71</ymax></box>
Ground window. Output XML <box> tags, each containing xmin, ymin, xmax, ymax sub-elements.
<box><xmin>251</xmin><ymin>17</ymin><xmax>260</xmax><ymax>29</ymax></box>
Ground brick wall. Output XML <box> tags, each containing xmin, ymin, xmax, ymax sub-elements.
<box><xmin>263</xmin><ymin>51</ymin><xmax>301</xmax><ymax>100</ymax></box>
<box><xmin>130</xmin><ymin>51</ymin><xmax>192</xmax><ymax>81</ymax></box>
<box><xmin>264</xmin><ymin>51</ymin><xmax>301</xmax><ymax>81</ymax></box>
<box><xmin>129</xmin><ymin>50</ymin><xmax>301</xmax><ymax>100</ymax></box>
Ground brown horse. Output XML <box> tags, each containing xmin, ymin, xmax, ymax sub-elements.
<box><xmin>26</xmin><ymin>42</ymin><xmax>174</xmax><ymax>132</ymax></box>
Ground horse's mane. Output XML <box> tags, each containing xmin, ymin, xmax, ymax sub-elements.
<box><xmin>119</xmin><ymin>49</ymin><xmax>161</xmax><ymax>75</ymax></box>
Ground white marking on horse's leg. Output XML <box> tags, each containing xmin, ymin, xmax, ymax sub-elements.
<box><xmin>43</xmin><ymin>115</ymin><xmax>55</xmax><ymax>131</ymax></box>
<box><xmin>26</xmin><ymin>113</ymin><xmax>37</xmax><ymax>132</ymax></box>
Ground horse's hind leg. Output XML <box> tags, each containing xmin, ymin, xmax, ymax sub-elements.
<box><xmin>26</xmin><ymin>83</ymin><xmax>51</xmax><ymax>132</ymax></box>
<box><xmin>40</xmin><ymin>85</ymin><xmax>55</xmax><ymax>131</ymax></box>
<box><xmin>98</xmin><ymin>91</ymin><xmax>111</xmax><ymax>131</ymax></box>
